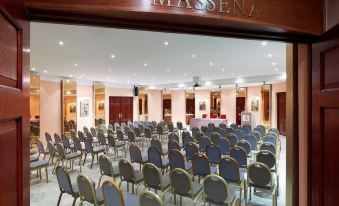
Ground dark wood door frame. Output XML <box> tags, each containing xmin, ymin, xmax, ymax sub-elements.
<box><xmin>277</xmin><ymin>92</ymin><xmax>286</xmax><ymax>136</ymax></box>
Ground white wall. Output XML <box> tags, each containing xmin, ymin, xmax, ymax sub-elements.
<box><xmin>77</xmin><ymin>84</ymin><xmax>94</xmax><ymax>130</ymax></box>
<box><xmin>195</xmin><ymin>90</ymin><xmax>210</xmax><ymax>118</ymax></box>
<box><xmin>148</xmin><ymin>89</ymin><xmax>162</xmax><ymax>122</ymax></box>
<box><xmin>220</xmin><ymin>88</ymin><xmax>236</xmax><ymax>124</ymax></box>
<box><xmin>171</xmin><ymin>90</ymin><xmax>186</xmax><ymax>124</ymax></box>
<box><xmin>272</xmin><ymin>82</ymin><xmax>287</xmax><ymax>128</ymax></box>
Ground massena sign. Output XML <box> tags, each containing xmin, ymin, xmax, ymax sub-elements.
<box><xmin>151</xmin><ymin>0</ymin><xmax>259</xmax><ymax>18</ymax></box>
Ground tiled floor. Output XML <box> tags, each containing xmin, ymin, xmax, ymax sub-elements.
<box><xmin>30</xmin><ymin>136</ymin><xmax>286</xmax><ymax>206</ymax></box>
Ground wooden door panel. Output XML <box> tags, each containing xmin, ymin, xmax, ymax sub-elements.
<box><xmin>0</xmin><ymin>3</ymin><xmax>29</xmax><ymax>206</ymax></box>
<box><xmin>311</xmin><ymin>25</ymin><xmax>339</xmax><ymax>206</ymax></box>
<box><xmin>277</xmin><ymin>92</ymin><xmax>286</xmax><ymax>135</ymax></box>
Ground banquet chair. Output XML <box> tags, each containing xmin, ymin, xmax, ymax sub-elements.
<box><xmin>216</xmin><ymin>138</ymin><xmax>230</xmax><ymax>156</ymax></box>
<box><xmin>98</xmin><ymin>155</ymin><xmax>120</xmax><ymax>186</ymax></box>
<box><xmin>140</xmin><ymin>190</ymin><xmax>164</xmax><ymax>206</ymax></box>
<box><xmin>192</xmin><ymin>153</ymin><xmax>217</xmax><ymax>182</ymax></box>
<box><xmin>107</xmin><ymin>134</ymin><xmax>126</xmax><ymax>158</ymax></box>
<box><xmin>230</xmin><ymin>146</ymin><xmax>247</xmax><ymax>169</ymax></box>
<box><xmin>83</xmin><ymin>137</ymin><xmax>105</xmax><ymax>168</ymax></box>
<box><xmin>169</xmin><ymin>149</ymin><xmax>192</xmax><ymax>171</ymax></box>
<box><xmin>102</xmin><ymin>180</ymin><xmax>138</xmax><ymax>206</ymax></box>
<box><xmin>36</xmin><ymin>139</ymin><xmax>49</xmax><ymax>160</ymax></box>
<box><xmin>151</xmin><ymin>138</ymin><xmax>168</xmax><ymax>156</ymax></box>
<box><xmin>77</xmin><ymin>174</ymin><xmax>104</xmax><ymax>206</ymax></box>
<box><xmin>129</xmin><ymin>144</ymin><xmax>148</xmax><ymax>170</ymax></box>
<box><xmin>185</xmin><ymin>142</ymin><xmax>200</xmax><ymax>161</ymax></box>
<box><xmin>226</xmin><ymin>133</ymin><xmax>238</xmax><ymax>148</ymax></box>
<box><xmin>147</xmin><ymin>146</ymin><xmax>169</xmax><ymax>174</ymax></box>
<box><xmin>206</xmin><ymin>144</ymin><xmax>221</xmax><ymax>164</ymax></box>
<box><xmin>118</xmin><ymin>158</ymin><xmax>144</xmax><ymax>194</ymax></box>
<box><xmin>168</xmin><ymin>140</ymin><xmax>181</xmax><ymax>151</ymax></box>
<box><xmin>55</xmin><ymin>166</ymin><xmax>79</xmax><ymax>206</ymax></box>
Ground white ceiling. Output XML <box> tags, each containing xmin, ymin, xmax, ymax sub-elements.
<box><xmin>30</xmin><ymin>22</ymin><xmax>286</xmax><ymax>87</ymax></box>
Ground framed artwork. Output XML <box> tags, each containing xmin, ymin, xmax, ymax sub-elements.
<box><xmin>69</xmin><ymin>103</ymin><xmax>76</xmax><ymax>113</ymax></box>
<box><xmin>199</xmin><ymin>101</ymin><xmax>207</xmax><ymax>111</ymax></box>
<box><xmin>251</xmin><ymin>98</ymin><xmax>259</xmax><ymax>112</ymax></box>
<box><xmin>98</xmin><ymin>102</ymin><xmax>104</xmax><ymax>110</ymax></box>
<box><xmin>80</xmin><ymin>100</ymin><xmax>89</xmax><ymax>117</ymax></box>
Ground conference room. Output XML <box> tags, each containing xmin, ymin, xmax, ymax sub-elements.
<box><xmin>29</xmin><ymin>22</ymin><xmax>287</xmax><ymax>206</ymax></box>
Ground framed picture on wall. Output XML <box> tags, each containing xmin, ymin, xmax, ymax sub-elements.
<box><xmin>80</xmin><ymin>100</ymin><xmax>89</xmax><ymax>117</ymax></box>
<box><xmin>251</xmin><ymin>98</ymin><xmax>259</xmax><ymax>112</ymax></box>
<box><xmin>69</xmin><ymin>103</ymin><xmax>76</xmax><ymax>113</ymax></box>
<box><xmin>199</xmin><ymin>101</ymin><xmax>206</xmax><ymax>111</ymax></box>
<box><xmin>98</xmin><ymin>102</ymin><xmax>104</xmax><ymax>110</ymax></box>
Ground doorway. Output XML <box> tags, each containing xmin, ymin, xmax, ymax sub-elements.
<box><xmin>277</xmin><ymin>92</ymin><xmax>286</xmax><ymax>135</ymax></box>
<box><xmin>109</xmin><ymin>97</ymin><xmax>133</xmax><ymax>124</ymax></box>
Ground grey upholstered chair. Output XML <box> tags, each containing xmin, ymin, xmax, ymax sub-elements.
<box><xmin>216</xmin><ymin>138</ymin><xmax>230</xmax><ymax>156</ymax></box>
<box><xmin>226</xmin><ymin>133</ymin><xmax>238</xmax><ymax>148</ymax></box>
<box><xmin>168</xmin><ymin>140</ymin><xmax>181</xmax><ymax>152</ymax></box>
<box><xmin>170</xmin><ymin>168</ymin><xmax>203</xmax><ymax>206</ymax></box>
<box><xmin>36</xmin><ymin>139</ymin><xmax>49</xmax><ymax>160</ymax></box>
<box><xmin>202</xmin><ymin>174</ymin><xmax>236</xmax><ymax>206</ymax></box>
<box><xmin>230</xmin><ymin>146</ymin><xmax>248</xmax><ymax>169</ymax></box>
<box><xmin>98</xmin><ymin>155</ymin><xmax>120</xmax><ymax>186</ymax></box>
<box><xmin>247</xmin><ymin>162</ymin><xmax>277</xmax><ymax>206</ymax></box>
<box><xmin>102</xmin><ymin>180</ymin><xmax>138</xmax><ymax>206</ymax></box>
<box><xmin>55</xmin><ymin>166</ymin><xmax>79</xmax><ymax>206</ymax></box>
<box><xmin>236</xmin><ymin>140</ymin><xmax>252</xmax><ymax>157</ymax></box>
<box><xmin>219</xmin><ymin>157</ymin><xmax>246</xmax><ymax>202</ymax></box>
<box><xmin>169</xmin><ymin>149</ymin><xmax>192</xmax><ymax>171</ymax></box>
<box><xmin>185</xmin><ymin>142</ymin><xmax>199</xmax><ymax>161</ymax></box>
<box><xmin>256</xmin><ymin>151</ymin><xmax>279</xmax><ymax>195</ymax></box>
<box><xmin>83</xmin><ymin>137</ymin><xmax>105</xmax><ymax>168</ymax></box>
<box><xmin>128</xmin><ymin>130</ymin><xmax>144</xmax><ymax>146</ymax></box>
<box><xmin>118</xmin><ymin>158</ymin><xmax>144</xmax><ymax>194</ymax></box>
<box><xmin>168</xmin><ymin>133</ymin><xmax>179</xmax><ymax>143</ymax></box>
<box><xmin>62</xmin><ymin>135</ymin><xmax>75</xmax><ymax>152</ymax></box>
<box><xmin>182</xmin><ymin>134</ymin><xmax>194</xmax><ymax>150</ymax></box>
<box><xmin>206</xmin><ymin>144</ymin><xmax>221</xmax><ymax>164</ymax></box>
<box><xmin>45</xmin><ymin>132</ymin><xmax>53</xmax><ymax>143</ymax></box>
<box><xmin>107</xmin><ymin>134</ymin><xmax>126</xmax><ymax>159</ymax></box>
<box><xmin>140</xmin><ymin>190</ymin><xmax>164</xmax><ymax>206</ymax></box>
<box><xmin>47</xmin><ymin>141</ymin><xmax>58</xmax><ymax>164</ymax></box>
<box><xmin>260</xmin><ymin>142</ymin><xmax>276</xmax><ymax>155</ymax></box>
<box><xmin>142</xmin><ymin>163</ymin><xmax>171</xmax><ymax>200</ymax></box>
<box><xmin>151</xmin><ymin>138</ymin><xmax>168</xmax><ymax>156</ymax></box>
<box><xmin>192</xmin><ymin>153</ymin><xmax>217</xmax><ymax>182</ymax></box>
<box><xmin>77</xmin><ymin>174</ymin><xmax>104</xmax><ymax>206</ymax></box>
<box><xmin>55</xmin><ymin>143</ymin><xmax>82</xmax><ymax>173</ymax></box>
<box><xmin>129</xmin><ymin>144</ymin><xmax>148</xmax><ymax>170</ymax></box>
<box><xmin>245</xmin><ymin>134</ymin><xmax>258</xmax><ymax>151</ymax></box>
<box><xmin>210</xmin><ymin>132</ymin><xmax>221</xmax><ymax>144</ymax></box>
<box><xmin>198</xmin><ymin>136</ymin><xmax>211</xmax><ymax>153</ymax></box>
<box><xmin>54</xmin><ymin>133</ymin><xmax>62</xmax><ymax>145</ymax></box>
<box><xmin>147</xmin><ymin>146</ymin><xmax>169</xmax><ymax>174</ymax></box>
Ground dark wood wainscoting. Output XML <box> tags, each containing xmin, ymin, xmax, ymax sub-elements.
<box><xmin>277</xmin><ymin>92</ymin><xmax>286</xmax><ymax>135</ymax></box>
<box><xmin>109</xmin><ymin>97</ymin><xmax>133</xmax><ymax>124</ymax></box>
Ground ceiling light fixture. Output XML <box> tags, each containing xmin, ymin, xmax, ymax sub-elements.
<box><xmin>222</xmin><ymin>68</ymin><xmax>225</xmax><ymax>71</ymax></box>
<box><xmin>262</xmin><ymin>41</ymin><xmax>267</xmax><ymax>46</ymax></box>
<box><xmin>133</xmin><ymin>73</ymin><xmax>137</xmax><ymax>76</ymax></box>
<box><xmin>31</xmin><ymin>67</ymin><xmax>36</xmax><ymax>71</ymax></box>
<box><xmin>58</xmin><ymin>41</ymin><xmax>64</xmax><ymax>45</ymax></box>
<box><xmin>74</xmin><ymin>63</ymin><xmax>78</xmax><ymax>67</ymax></box>
<box><xmin>209</xmin><ymin>62</ymin><xmax>214</xmax><ymax>66</ymax></box>
<box><xmin>184</xmin><ymin>73</ymin><xmax>187</xmax><ymax>76</ymax></box>
<box><xmin>231</xmin><ymin>73</ymin><xmax>234</xmax><ymax>76</ymax></box>
<box><xmin>166</xmin><ymin>68</ymin><xmax>170</xmax><ymax>72</ymax></box>
<box><xmin>43</xmin><ymin>70</ymin><xmax>47</xmax><ymax>73</ymax></box>
<box><xmin>144</xmin><ymin>63</ymin><xmax>148</xmax><ymax>67</ymax></box>
<box><xmin>272</xmin><ymin>62</ymin><xmax>277</xmax><ymax>66</ymax></box>
<box><xmin>205</xmin><ymin>81</ymin><xmax>212</xmax><ymax>86</ymax></box>
<box><xmin>164</xmin><ymin>41</ymin><xmax>169</xmax><ymax>46</ymax></box>
<box><xmin>111</xmin><ymin>54</ymin><xmax>115</xmax><ymax>58</ymax></box>
<box><xmin>108</xmin><ymin>69</ymin><xmax>112</xmax><ymax>72</ymax></box>
<box><xmin>192</xmin><ymin>54</ymin><xmax>196</xmax><ymax>58</ymax></box>
<box><xmin>274</xmin><ymin>68</ymin><xmax>279</xmax><ymax>71</ymax></box>
<box><xmin>236</xmin><ymin>78</ymin><xmax>244</xmax><ymax>84</ymax></box>
<box><xmin>268</xmin><ymin>54</ymin><xmax>272</xmax><ymax>58</ymax></box>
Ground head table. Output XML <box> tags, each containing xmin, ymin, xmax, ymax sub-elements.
<box><xmin>189</xmin><ymin>118</ymin><xmax>228</xmax><ymax>130</ymax></box>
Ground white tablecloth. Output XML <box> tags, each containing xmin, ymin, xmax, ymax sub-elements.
<box><xmin>190</xmin><ymin>118</ymin><xmax>227</xmax><ymax>130</ymax></box>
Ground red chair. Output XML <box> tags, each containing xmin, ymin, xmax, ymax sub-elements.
<box><xmin>210</xmin><ymin>114</ymin><xmax>218</xmax><ymax>119</ymax></box>
<box><xmin>202</xmin><ymin>114</ymin><xmax>207</xmax><ymax>118</ymax></box>
<box><xmin>220</xmin><ymin>114</ymin><xmax>227</xmax><ymax>119</ymax></box>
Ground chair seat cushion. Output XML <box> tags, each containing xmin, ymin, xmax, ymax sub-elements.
<box><xmin>30</xmin><ymin>160</ymin><xmax>49</xmax><ymax>170</ymax></box>
<box><xmin>162</xmin><ymin>159</ymin><xmax>170</xmax><ymax>168</ymax></box>
<box><xmin>180</xmin><ymin>182</ymin><xmax>202</xmax><ymax>197</ymax></box>
<box><xmin>112</xmin><ymin>165</ymin><xmax>120</xmax><ymax>176</ymax></box>
<box><xmin>30</xmin><ymin>155</ymin><xmax>39</xmax><ymax>162</ymax></box>
<box><xmin>65</xmin><ymin>152</ymin><xmax>81</xmax><ymax>160</ymax></box>
<box><xmin>134</xmin><ymin>170</ymin><xmax>144</xmax><ymax>183</ymax></box>
<box><xmin>122</xmin><ymin>192</ymin><xmax>139</xmax><ymax>206</ymax></box>
<box><xmin>93</xmin><ymin>147</ymin><xmax>105</xmax><ymax>153</ymax></box>
<box><xmin>115</xmin><ymin>142</ymin><xmax>125</xmax><ymax>147</ymax></box>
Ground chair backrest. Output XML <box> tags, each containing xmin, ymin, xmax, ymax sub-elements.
<box><xmin>260</xmin><ymin>142</ymin><xmax>276</xmax><ymax>154</ymax></box>
<box><xmin>185</xmin><ymin>142</ymin><xmax>199</xmax><ymax>160</ymax></box>
<box><xmin>150</xmin><ymin>138</ymin><xmax>163</xmax><ymax>154</ymax></box>
<box><xmin>192</xmin><ymin>153</ymin><xmax>211</xmax><ymax>176</ymax></box>
<box><xmin>220</xmin><ymin>114</ymin><xmax>227</xmax><ymax>119</ymax></box>
<box><xmin>107</xmin><ymin>134</ymin><xmax>117</xmax><ymax>147</ymax></box>
<box><xmin>140</xmin><ymin>190</ymin><xmax>164</xmax><ymax>206</ymax></box>
<box><xmin>198</xmin><ymin>136</ymin><xmax>212</xmax><ymax>152</ymax></box>
<box><xmin>206</xmin><ymin>144</ymin><xmax>221</xmax><ymax>163</ymax></box>
<box><xmin>62</xmin><ymin>135</ymin><xmax>71</xmax><ymax>149</ymax></box>
<box><xmin>250</xmin><ymin>131</ymin><xmax>261</xmax><ymax>142</ymax></box>
<box><xmin>203</xmin><ymin>174</ymin><xmax>230</xmax><ymax>204</ymax></box>
<box><xmin>219</xmin><ymin>157</ymin><xmax>240</xmax><ymax>184</ymax></box>
<box><xmin>169</xmin><ymin>149</ymin><xmax>185</xmax><ymax>170</ymax></box>
<box><xmin>210</xmin><ymin>114</ymin><xmax>217</xmax><ymax>119</ymax></box>
<box><xmin>167</xmin><ymin>122</ymin><xmax>174</xmax><ymax>132</ymax></box>
<box><xmin>84</xmin><ymin>137</ymin><xmax>94</xmax><ymax>153</ymax></box>
<box><xmin>202</xmin><ymin>114</ymin><xmax>207</xmax><ymax>118</ymax></box>
<box><xmin>268</xmin><ymin>128</ymin><xmax>280</xmax><ymax>136</ymax></box>
<box><xmin>91</xmin><ymin>127</ymin><xmax>97</xmax><ymax>137</ymax></box>
<box><xmin>45</xmin><ymin>132</ymin><xmax>52</xmax><ymax>142</ymax></box>
<box><xmin>36</xmin><ymin>139</ymin><xmax>45</xmax><ymax>153</ymax></box>
<box><xmin>177</xmin><ymin>121</ymin><xmax>184</xmax><ymax>130</ymax></box>
<box><xmin>47</xmin><ymin>141</ymin><xmax>57</xmax><ymax>157</ymax></box>
<box><xmin>102</xmin><ymin>180</ymin><xmax>126</xmax><ymax>206</ymax></box>
<box><xmin>56</xmin><ymin>143</ymin><xmax>66</xmax><ymax>160</ymax></box>
<box><xmin>170</xmin><ymin>168</ymin><xmax>193</xmax><ymax>196</ymax></box>
<box><xmin>195</xmin><ymin>130</ymin><xmax>205</xmax><ymax>141</ymax></box>
<box><xmin>230</xmin><ymin>123</ymin><xmax>238</xmax><ymax>130</ymax></box>
<box><xmin>225</xmin><ymin>133</ymin><xmax>238</xmax><ymax>147</ymax></box>
<box><xmin>118</xmin><ymin>159</ymin><xmax>135</xmax><ymax>181</ymax></box>
<box><xmin>127</xmin><ymin>131</ymin><xmax>136</xmax><ymax>142</ymax></box>
<box><xmin>218</xmin><ymin>128</ymin><xmax>227</xmax><ymax>138</ymax></box>
<box><xmin>97</xmin><ymin>132</ymin><xmax>106</xmax><ymax>146</ymax></box>
<box><xmin>72</xmin><ymin>136</ymin><xmax>82</xmax><ymax>151</ymax></box>
<box><xmin>99</xmin><ymin>155</ymin><xmax>114</xmax><ymax>176</ymax></box>
<box><xmin>116</xmin><ymin>129</ymin><xmax>124</xmax><ymax>141</ymax></box>
<box><xmin>108</xmin><ymin>124</ymin><xmax>114</xmax><ymax>131</ymax></box>
<box><xmin>236</xmin><ymin>140</ymin><xmax>251</xmax><ymax>155</ymax></box>
<box><xmin>247</xmin><ymin>162</ymin><xmax>272</xmax><ymax>188</ymax></box>
<box><xmin>253</xmin><ymin>127</ymin><xmax>265</xmax><ymax>137</ymax></box>
<box><xmin>168</xmin><ymin>133</ymin><xmax>179</xmax><ymax>143</ymax></box>
<box><xmin>256</xmin><ymin>151</ymin><xmax>276</xmax><ymax>170</ymax></box>
<box><xmin>215</xmin><ymin>138</ymin><xmax>230</xmax><ymax>155</ymax></box>
<box><xmin>210</xmin><ymin>132</ymin><xmax>221</xmax><ymax>144</ymax></box>
<box><xmin>54</xmin><ymin>133</ymin><xmax>61</xmax><ymax>144</ymax></box>
<box><xmin>168</xmin><ymin>140</ymin><xmax>181</xmax><ymax>151</ymax></box>
<box><xmin>182</xmin><ymin>134</ymin><xmax>193</xmax><ymax>149</ymax></box>
<box><xmin>78</xmin><ymin>131</ymin><xmax>85</xmax><ymax>141</ymax></box>
<box><xmin>148</xmin><ymin>146</ymin><xmax>162</xmax><ymax>168</ymax></box>
<box><xmin>230</xmin><ymin>146</ymin><xmax>247</xmax><ymax>168</ymax></box>
<box><xmin>245</xmin><ymin>134</ymin><xmax>257</xmax><ymax>150</ymax></box>
<box><xmin>56</xmin><ymin>166</ymin><xmax>74</xmax><ymax>195</ymax></box>
<box><xmin>201</xmin><ymin>126</ymin><xmax>208</xmax><ymax>135</ymax></box>
<box><xmin>192</xmin><ymin>127</ymin><xmax>199</xmax><ymax>139</ymax></box>
<box><xmin>144</xmin><ymin>127</ymin><xmax>152</xmax><ymax>138</ymax></box>
<box><xmin>234</xmin><ymin>129</ymin><xmax>244</xmax><ymax>140</ymax></box>
<box><xmin>77</xmin><ymin>174</ymin><xmax>98</xmax><ymax>204</ymax></box>
<box><xmin>142</xmin><ymin>163</ymin><xmax>162</xmax><ymax>189</ymax></box>
<box><xmin>263</xmin><ymin>135</ymin><xmax>277</xmax><ymax>146</ymax></box>
<box><xmin>129</xmin><ymin>144</ymin><xmax>143</xmax><ymax>164</ymax></box>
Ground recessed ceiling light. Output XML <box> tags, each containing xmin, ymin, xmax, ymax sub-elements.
<box><xmin>179</xmin><ymin>83</ymin><xmax>185</xmax><ymax>88</ymax></box>
<box><xmin>43</xmin><ymin>70</ymin><xmax>47</xmax><ymax>73</ymax></box>
<box><xmin>164</xmin><ymin>41</ymin><xmax>169</xmax><ymax>46</ymax></box>
<box><xmin>205</xmin><ymin>81</ymin><xmax>212</xmax><ymax>86</ymax></box>
<box><xmin>236</xmin><ymin>78</ymin><xmax>244</xmax><ymax>84</ymax></box>
<box><xmin>108</xmin><ymin>69</ymin><xmax>112</xmax><ymax>72</ymax></box>
<box><xmin>222</xmin><ymin>68</ymin><xmax>225</xmax><ymax>71</ymax></box>
<box><xmin>68</xmin><ymin>74</ymin><xmax>73</xmax><ymax>78</ymax></box>
<box><xmin>144</xmin><ymin>63</ymin><xmax>148</xmax><ymax>67</ymax></box>
<box><xmin>209</xmin><ymin>62</ymin><xmax>214</xmax><ymax>66</ymax></box>
<box><xmin>111</xmin><ymin>54</ymin><xmax>115</xmax><ymax>58</ymax></box>
<box><xmin>58</xmin><ymin>41</ymin><xmax>64</xmax><ymax>46</ymax></box>
<box><xmin>166</xmin><ymin>68</ymin><xmax>170</xmax><ymax>72</ymax></box>
<box><xmin>274</xmin><ymin>68</ymin><xmax>279</xmax><ymax>71</ymax></box>
<box><xmin>74</xmin><ymin>63</ymin><xmax>78</xmax><ymax>67</ymax></box>
<box><xmin>183</xmin><ymin>73</ymin><xmax>186</xmax><ymax>76</ymax></box>
<box><xmin>66</xmin><ymin>79</ymin><xmax>70</xmax><ymax>83</ymax></box>
<box><xmin>31</xmin><ymin>67</ymin><xmax>36</xmax><ymax>71</ymax></box>
<box><xmin>262</xmin><ymin>41</ymin><xmax>267</xmax><ymax>46</ymax></box>
<box><xmin>268</xmin><ymin>54</ymin><xmax>272</xmax><ymax>58</ymax></box>
<box><xmin>272</xmin><ymin>62</ymin><xmax>277</xmax><ymax>66</ymax></box>
<box><xmin>167</xmin><ymin>79</ymin><xmax>170</xmax><ymax>82</ymax></box>
<box><xmin>192</xmin><ymin>54</ymin><xmax>196</xmax><ymax>58</ymax></box>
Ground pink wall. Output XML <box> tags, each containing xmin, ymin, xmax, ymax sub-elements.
<box><xmin>195</xmin><ymin>90</ymin><xmax>211</xmax><ymax>118</ymax></box>
<box><xmin>220</xmin><ymin>89</ymin><xmax>236</xmax><ymax>123</ymax></box>
<box><xmin>171</xmin><ymin>90</ymin><xmax>186</xmax><ymax>124</ymax></box>
<box><xmin>148</xmin><ymin>90</ymin><xmax>162</xmax><ymax>122</ymax></box>
<box><xmin>77</xmin><ymin>84</ymin><xmax>94</xmax><ymax>130</ymax></box>
<box><xmin>40</xmin><ymin>80</ymin><xmax>61</xmax><ymax>146</ymax></box>
<box><xmin>30</xmin><ymin>95</ymin><xmax>40</xmax><ymax>120</ymax></box>
<box><xmin>272</xmin><ymin>82</ymin><xmax>286</xmax><ymax>128</ymax></box>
